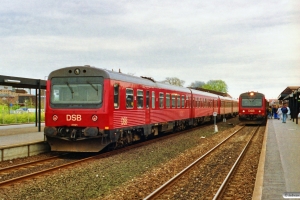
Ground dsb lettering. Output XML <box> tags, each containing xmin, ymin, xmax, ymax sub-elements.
<box><xmin>66</xmin><ymin>114</ymin><xmax>82</xmax><ymax>121</ymax></box>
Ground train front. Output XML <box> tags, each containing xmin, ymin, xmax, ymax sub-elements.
<box><xmin>44</xmin><ymin>66</ymin><xmax>110</xmax><ymax>152</ymax></box>
<box><xmin>238</xmin><ymin>91</ymin><xmax>267</xmax><ymax>124</ymax></box>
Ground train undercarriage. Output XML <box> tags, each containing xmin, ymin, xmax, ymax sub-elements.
<box><xmin>45</xmin><ymin>115</ymin><xmax>236</xmax><ymax>152</ymax></box>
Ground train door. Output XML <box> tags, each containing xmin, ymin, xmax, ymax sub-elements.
<box><xmin>190</xmin><ymin>96</ymin><xmax>194</xmax><ymax>119</ymax></box>
<box><xmin>217</xmin><ymin>97</ymin><xmax>221</xmax><ymax>115</ymax></box>
<box><xmin>212</xmin><ymin>98</ymin><xmax>216</xmax><ymax>114</ymax></box>
<box><xmin>146</xmin><ymin>90</ymin><xmax>150</xmax><ymax>124</ymax></box>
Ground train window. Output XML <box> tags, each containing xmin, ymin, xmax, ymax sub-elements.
<box><xmin>137</xmin><ymin>90</ymin><xmax>144</xmax><ymax>109</ymax></box>
<box><xmin>50</xmin><ymin>77</ymin><xmax>103</xmax><ymax>108</ymax></box>
<box><xmin>166</xmin><ymin>93</ymin><xmax>170</xmax><ymax>108</ymax></box>
<box><xmin>177</xmin><ymin>95</ymin><xmax>180</xmax><ymax>108</ymax></box>
<box><xmin>172</xmin><ymin>94</ymin><xmax>176</xmax><ymax>108</ymax></box>
<box><xmin>241</xmin><ymin>98</ymin><xmax>262</xmax><ymax>107</ymax></box>
<box><xmin>146</xmin><ymin>91</ymin><xmax>150</xmax><ymax>108</ymax></box>
<box><xmin>181</xmin><ymin>95</ymin><xmax>185</xmax><ymax>108</ymax></box>
<box><xmin>126</xmin><ymin>88</ymin><xmax>134</xmax><ymax>109</ymax></box>
<box><xmin>159</xmin><ymin>92</ymin><xmax>164</xmax><ymax>108</ymax></box>
<box><xmin>152</xmin><ymin>91</ymin><xmax>155</xmax><ymax>109</ymax></box>
<box><xmin>114</xmin><ymin>83</ymin><xmax>119</xmax><ymax>109</ymax></box>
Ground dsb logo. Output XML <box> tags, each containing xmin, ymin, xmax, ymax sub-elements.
<box><xmin>66</xmin><ymin>114</ymin><xmax>82</xmax><ymax>121</ymax></box>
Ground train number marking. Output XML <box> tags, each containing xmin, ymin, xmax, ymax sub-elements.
<box><xmin>121</xmin><ymin>117</ymin><xmax>128</xmax><ymax>125</ymax></box>
<box><xmin>248</xmin><ymin>110</ymin><xmax>255</xmax><ymax>112</ymax></box>
<box><xmin>66</xmin><ymin>114</ymin><xmax>82</xmax><ymax>121</ymax></box>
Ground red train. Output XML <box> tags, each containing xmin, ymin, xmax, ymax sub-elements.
<box><xmin>44</xmin><ymin>65</ymin><xmax>238</xmax><ymax>152</ymax></box>
<box><xmin>238</xmin><ymin>91</ymin><xmax>268</xmax><ymax>124</ymax></box>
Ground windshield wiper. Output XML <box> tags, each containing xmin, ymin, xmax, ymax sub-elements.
<box><xmin>87</xmin><ymin>81</ymin><xmax>98</xmax><ymax>95</ymax></box>
<box><xmin>66</xmin><ymin>81</ymin><xmax>74</xmax><ymax>98</ymax></box>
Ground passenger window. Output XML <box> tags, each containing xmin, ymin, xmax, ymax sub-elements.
<box><xmin>114</xmin><ymin>83</ymin><xmax>119</xmax><ymax>109</ymax></box>
<box><xmin>159</xmin><ymin>92</ymin><xmax>164</xmax><ymax>108</ymax></box>
<box><xmin>172</xmin><ymin>94</ymin><xmax>176</xmax><ymax>108</ymax></box>
<box><xmin>152</xmin><ymin>91</ymin><xmax>155</xmax><ymax>109</ymax></box>
<box><xmin>137</xmin><ymin>90</ymin><xmax>144</xmax><ymax>108</ymax></box>
<box><xmin>166</xmin><ymin>93</ymin><xmax>170</xmax><ymax>108</ymax></box>
<box><xmin>126</xmin><ymin>88</ymin><xmax>134</xmax><ymax>108</ymax></box>
<box><xmin>177</xmin><ymin>95</ymin><xmax>180</xmax><ymax>108</ymax></box>
<box><xmin>181</xmin><ymin>95</ymin><xmax>185</xmax><ymax>108</ymax></box>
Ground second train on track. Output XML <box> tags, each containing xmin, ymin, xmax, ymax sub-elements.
<box><xmin>238</xmin><ymin>91</ymin><xmax>268</xmax><ymax>125</ymax></box>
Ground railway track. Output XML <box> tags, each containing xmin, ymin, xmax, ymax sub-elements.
<box><xmin>0</xmin><ymin>153</ymin><xmax>94</xmax><ymax>187</ymax></box>
<box><xmin>212</xmin><ymin>125</ymin><xmax>261</xmax><ymax>199</ymax></box>
<box><xmin>144</xmin><ymin>125</ymin><xmax>264</xmax><ymax>199</ymax></box>
<box><xmin>0</xmin><ymin>124</ymin><xmax>212</xmax><ymax>188</ymax></box>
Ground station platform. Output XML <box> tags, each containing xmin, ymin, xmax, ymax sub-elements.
<box><xmin>0</xmin><ymin>132</ymin><xmax>45</xmax><ymax>147</ymax></box>
<box><xmin>253</xmin><ymin>118</ymin><xmax>300</xmax><ymax>199</ymax></box>
<box><xmin>0</xmin><ymin>124</ymin><xmax>45</xmax><ymax>147</ymax></box>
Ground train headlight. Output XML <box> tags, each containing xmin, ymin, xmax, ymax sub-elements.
<box><xmin>74</xmin><ymin>68</ymin><xmax>80</xmax><ymax>75</ymax></box>
<box><xmin>242</xmin><ymin>110</ymin><xmax>245</xmax><ymax>113</ymax></box>
<box><xmin>259</xmin><ymin>110</ymin><xmax>261</xmax><ymax>113</ymax></box>
<box><xmin>92</xmin><ymin>115</ymin><xmax>98</xmax><ymax>122</ymax></box>
<box><xmin>53</xmin><ymin>115</ymin><xmax>58</xmax><ymax>121</ymax></box>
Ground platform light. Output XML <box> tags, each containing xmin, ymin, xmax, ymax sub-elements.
<box><xmin>4</xmin><ymin>79</ymin><xmax>21</xmax><ymax>84</ymax></box>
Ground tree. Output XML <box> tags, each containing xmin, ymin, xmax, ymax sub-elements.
<box><xmin>161</xmin><ymin>77</ymin><xmax>185</xmax><ymax>87</ymax></box>
<box><xmin>189</xmin><ymin>81</ymin><xmax>205</xmax><ymax>88</ymax></box>
<box><xmin>202</xmin><ymin>80</ymin><xmax>228</xmax><ymax>93</ymax></box>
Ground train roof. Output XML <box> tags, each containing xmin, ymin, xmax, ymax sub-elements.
<box><xmin>239</xmin><ymin>91</ymin><xmax>265</xmax><ymax>97</ymax></box>
<box><xmin>49</xmin><ymin>66</ymin><xmax>190</xmax><ymax>93</ymax></box>
<box><xmin>190</xmin><ymin>88</ymin><xmax>220</xmax><ymax>98</ymax></box>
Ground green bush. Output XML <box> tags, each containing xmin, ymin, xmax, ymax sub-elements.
<box><xmin>0</xmin><ymin>113</ymin><xmax>45</xmax><ymax>125</ymax></box>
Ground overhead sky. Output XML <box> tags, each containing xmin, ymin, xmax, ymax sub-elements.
<box><xmin>1</xmin><ymin>0</ymin><xmax>299</xmax><ymax>99</ymax></box>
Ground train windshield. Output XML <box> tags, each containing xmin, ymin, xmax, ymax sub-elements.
<box><xmin>50</xmin><ymin>77</ymin><xmax>103</xmax><ymax>108</ymax></box>
<box><xmin>241</xmin><ymin>98</ymin><xmax>262</xmax><ymax>107</ymax></box>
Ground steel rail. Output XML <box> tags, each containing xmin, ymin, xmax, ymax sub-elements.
<box><xmin>0</xmin><ymin>154</ymin><xmax>67</xmax><ymax>173</ymax></box>
<box><xmin>0</xmin><ymin>155</ymin><xmax>94</xmax><ymax>187</ymax></box>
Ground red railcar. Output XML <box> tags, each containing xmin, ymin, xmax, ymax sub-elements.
<box><xmin>44</xmin><ymin>65</ymin><xmax>238</xmax><ymax>152</ymax></box>
<box><xmin>238</xmin><ymin>91</ymin><xmax>268</xmax><ymax>124</ymax></box>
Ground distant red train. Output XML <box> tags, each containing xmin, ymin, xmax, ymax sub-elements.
<box><xmin>238</xmin><ymin>91</ymin><xmax>268</xmax><ymax>124</ymax></box>
<box><xmin>44</xmin><ymin>65</ymin><xmax>238</xmax><ymax>152</ymax></box>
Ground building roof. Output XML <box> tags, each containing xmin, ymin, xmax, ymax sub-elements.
<box><xmin>277</xmin><ymin>86</ymin><xmax>300</xmax><ymax>100</ymax></box>
<box><xmin>0</xmin><ymin>75</ymin><xmax>46</xmax><ymax>89</ymax></box>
